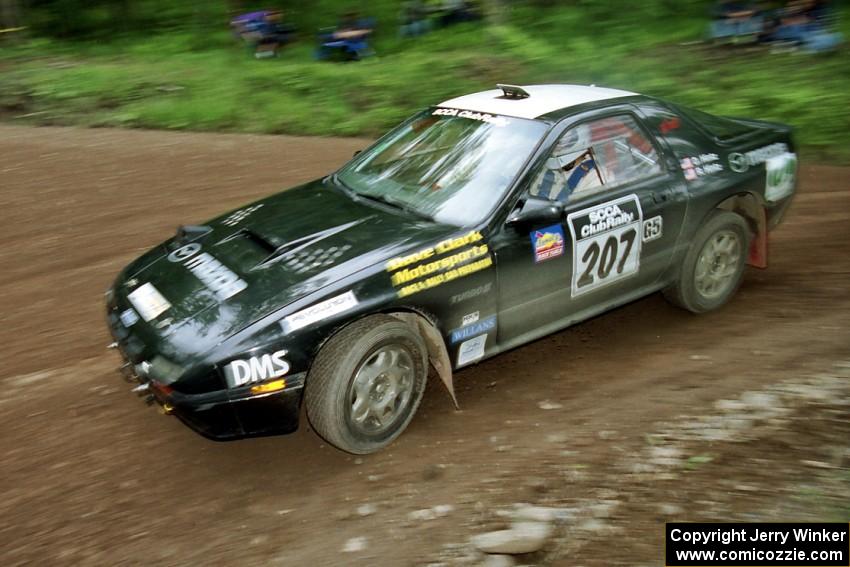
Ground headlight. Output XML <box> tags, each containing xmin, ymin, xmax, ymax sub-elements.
<box><xmin>146</xmin><ymin>355</ymin><xmax>185</xmax><ymax>385</ymax></box>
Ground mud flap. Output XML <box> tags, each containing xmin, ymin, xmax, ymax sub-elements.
<box><xmin>747</xmin><ymin>207</ymin><xmax>768</xmax><ymax>269</ymax></box>
<box><xmin>391</xmin><ymin>312</ymin><xmax>459</xmax><ymax>409</ymax></box>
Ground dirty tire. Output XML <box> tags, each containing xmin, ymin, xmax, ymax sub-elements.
<box><xmin>305</xmin><ymin>315</ymin><xmax>428</xmax><ymax>454</ymax></box>
<box><xmin>664</xmin><ymin>210</ymin><xmax>751</xmax><ymax>314</ymax></box>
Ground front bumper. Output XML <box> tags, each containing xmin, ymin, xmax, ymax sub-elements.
<box><xmin>163</xmin><ymin>374</ymin><xmax>303</xmax><ymax>440</ymax></box>
<box><xmin>115</xmin><ymin>352</ymin><xmax>305</xmax><ymax>440</ymax></box>
<box><xmin>172</xmin><ymin>379</ymin><xmax>304</xmax><ymax>440</ymax></box>
<box><xmin>106</xmin><ymin>299</ymin><xmax>304</xmax><ymax>440</ymax></box>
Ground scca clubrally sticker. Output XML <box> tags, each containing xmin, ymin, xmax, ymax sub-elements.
<box><xmin>567</xmin><ymin>194</ymin><xmax>643</xmax><ymax>297</ymax></box>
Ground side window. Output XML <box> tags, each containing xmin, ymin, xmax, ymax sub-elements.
<box><xmin>529</xmin><ymin>114</ymin><xmax>662</xmax><ymax>203</ymax></box>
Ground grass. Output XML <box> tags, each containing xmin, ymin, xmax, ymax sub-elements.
<box><xmin>2</xmin><ymin>7</ymin><xmax>849</xmax><ymax>162</ymax></box>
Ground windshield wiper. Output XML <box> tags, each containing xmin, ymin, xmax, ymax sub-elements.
<box><xmin>355</xmin><ymin>192</ymin><xmax>434</xmax><ymax>222</ymax></box>
<box><xmin>331</xmin><ymin>173</ymin><xmax>356</xmax><ymax>198</ymax></box>
<box><xmin>332</xmin><ymin>173</ymin><xmax>433</xmax><ymax>222</ymax></box>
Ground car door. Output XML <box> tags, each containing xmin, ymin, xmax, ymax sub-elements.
<box><xmin>492</xmin><ymin>109</ymin><xmax>688</xmax><ymax>348</ymax></box>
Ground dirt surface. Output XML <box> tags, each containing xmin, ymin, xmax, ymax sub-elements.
<box><xmin>1</xmin><ymin>125</ymin><xmax>848</xmax><ymax>566</ymax></box>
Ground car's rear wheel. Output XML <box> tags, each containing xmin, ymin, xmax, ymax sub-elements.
<box><xmin>305</xmin><ymin>314</ymin><xmax>428</xmax><ymax>454</ymax></box>
<box><xmin>664</xmin><ymin>210</ymin><xmax>751</xmax><ymax>313</ymax></box>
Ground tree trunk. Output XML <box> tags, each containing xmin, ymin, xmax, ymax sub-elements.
<box><xmin>481</xmin><ymin>0</ymin><xmax>508</xmax><ymax>25</ymax></box>
<box><xmin>0</xmin><ymin>0</ymin><xmax>22</xmax><ymax>30</ymax></box>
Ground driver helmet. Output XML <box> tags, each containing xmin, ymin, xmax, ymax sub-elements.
<box><xmin>547</xmin><ymin>124</ymin><xmax>592</xmax><ymax>170</ymax></box>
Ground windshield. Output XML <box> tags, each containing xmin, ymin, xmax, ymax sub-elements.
<box><xmin>337</xmin><ymin>108</ymin><xmax>548</xmax><ymax>226</ymax></box>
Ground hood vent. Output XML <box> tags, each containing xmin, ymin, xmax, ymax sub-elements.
<box><xmin>216</xmin><ymin>218</ymin><xmax>369</xmax><ymax>270</ymax></box>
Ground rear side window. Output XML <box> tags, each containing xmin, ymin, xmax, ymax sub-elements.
<box><xmin>676</xmin><ymin>105</ymin><xmax>752</xmax><ymax>141</ymax></box>
<box><xmin>529</xmin><ymin>114</ymin><xmax>661</xmax><ymax>203</ymax></box>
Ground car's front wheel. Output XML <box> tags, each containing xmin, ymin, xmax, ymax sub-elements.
<box><xmin>305</xmin><ymin>314</ymin><xmax>428</xmax><ymax>454</ymax></box>
<box><xmin>664</xmin><ymin>210</ymin><xmax>751</xmax><ymax>313</ymax></box>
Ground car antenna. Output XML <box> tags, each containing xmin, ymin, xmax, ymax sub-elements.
<box><xmin>496</xmin><ymin>84</ymin><xmax>530</xmax><ymax>99</ymax></box>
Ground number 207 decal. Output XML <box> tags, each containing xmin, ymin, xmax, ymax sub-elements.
<box><xmin>567</xmin><ymin>194</ymin><xmax>643</xmax><ymax>297</ymax></box>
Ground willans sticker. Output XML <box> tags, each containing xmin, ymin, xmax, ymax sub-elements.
<box><xmin>450</xmin><ymin>315</ymin><xmax>496</xmax><ymax>344</ymax></box>
<box><xmin>567</xmin><ymin>195</ymin><xmax>643</xmax><ymax>297</ymax></box>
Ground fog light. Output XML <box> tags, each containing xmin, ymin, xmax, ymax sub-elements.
<box><xmin>251</xmin><ymin>379</ymin><xmax>286</xmax><ymax>395</ymax></box>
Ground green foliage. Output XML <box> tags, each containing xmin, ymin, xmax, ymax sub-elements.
<box><xmin>2</xmin><ymin>1</ymin><xmax>849</xmax><ymax>162</ymax></box>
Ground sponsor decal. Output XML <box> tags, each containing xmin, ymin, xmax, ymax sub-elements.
<box><xmin>119</xmin><ymin>308</ymin><xmax>140</xmax><ymax>327</ymax></box>
<box><xmin>642</xmin><ymin>215</ymin><xmax>663</xmax><ymax>243</ymax></box>
<box><xmin>386</xmin><ymin>231</ymin><xmax>494</xmax><ymax>298</ymax></box>
<box><xmin>728</xmin><ymin>152</ymin><xmax>748</xmax><ymax>174</ymax></box>
<box><xmin>168</xmin><ymin>243</ymin><xmax>247</xmax><ymax>300</ymax></box>
<box><xmin>457</xmin><ymin>334</ymin><xmax>487</xmax><ymax>367</ymax></box>
<box><xmin>281</xmin><ymin>291</ymin><xmax>358</xmax><ymax>333</ymax></box>
<box><xmin>727</xmin><ymin>143</ymin><xmax>789</xmax><ymax>174</ymax></box>
<box><xmin>127</xmin><ymin>282</ymin><xmax>171</xmax><ymax>322</ymax></box>
<box><xmin>567</xmin><ymin>195</ymin><xmax>643</xmax><ymax>297</ymax></box>
<box><xmin>450</xmin><ymin>315</ymin><xmax>496</xmax><ymax>344</ymax></box>
<box><xmin>530</xmin><ymin>224</ymin><xmax>565</xmax><ymax>263</ymax></box>
<box><xmin>461</xmin><ymin>311</ymin><xmax>480</xmax><ymax>326</ymax></box>
<box><xmin>450</xmin><ymin>282</ymin><xmax>493</xmax><ymax>304</ymax></box>
<box><xmin>765</xmin><ymin>152</ymin><xmax>797</xmax><ymax>202</ymax></box>
<box><xmin>223</xmin><ymin>349</ymin><xmax>289</xmax><ymax>388</ymax></box>
<box><xmin>680</xmin><ymin>153</ymin><xmax>722</xmax><ymax>180</ymax></box>
<box><xmin>432</xmin><ymin>107</ymin><xmax>509</xmax><ymax>127</ymax></box>
<box><xmin>168</xmin><ymin>242</ymin><xmax>201</xmax><ymax>262</ymax></box>
<box><xmin>222</xmin><ymin>204</ymin><xmax>264</xmax><ymax>227</ymax></box>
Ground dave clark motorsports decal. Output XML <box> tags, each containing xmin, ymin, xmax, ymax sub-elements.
<box><xmin>567</xmin><ymin>195</ymin><xmax>643</xmax><ymax>297</ymax></box>
<box><xmin>386</xmin><ymin>231</ymin><xmax>493</xmax><ymax>298</ymax></box>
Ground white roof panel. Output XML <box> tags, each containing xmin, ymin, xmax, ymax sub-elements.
<box><xmin>437</xmin><ymin>84</ymin><xmax>636</xmax><ymax>120</ymax></box>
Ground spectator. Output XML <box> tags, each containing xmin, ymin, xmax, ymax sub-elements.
<box><xmin>400</xmin><ymin>1</ymin><xmax>431</xmax><ymax>38</ymax></box>
<box><xmin>709</xmin><ymin>1</ymin><xmax>764</xmax><ymax>42</ymax></box>
<box><xmin>438</xmin><ymin>0</ymin><xmax>481</xmax><ymax>27</ymax></box>
<box><xmin>771</xmin><ymin>0</ymin><xmax>843</xmax><ymax>52</ymax></box>
<box><xmin>253</xmin><ymin>11</ymin><xmax>295</xmax><ymax>59</ymax></box>
<box><xmin>316</xmin><ymin>12</ymin><xmax>376</xmax><ymax>61</ymax></box>
<box><xmin>231</xmin><ymin>10</ymin><xmax>294</xmax><ymax>59</ymax></box>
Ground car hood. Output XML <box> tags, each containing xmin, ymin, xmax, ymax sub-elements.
<box><xmin>117</xmin><ymin>179</ymin><xmax>455</xmax><ymax>356</ymax></box>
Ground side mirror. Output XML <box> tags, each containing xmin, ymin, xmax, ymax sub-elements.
<box><xmin>506</xmin><ymin>197</ymin><xmax>564</xmax><ymax>227</ymax></box>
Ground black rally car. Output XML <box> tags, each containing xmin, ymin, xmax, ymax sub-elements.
<box><xmin>106</xmin><ymin>84</ymin><xmax>797</xmax><ymax>454</ymax></box>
